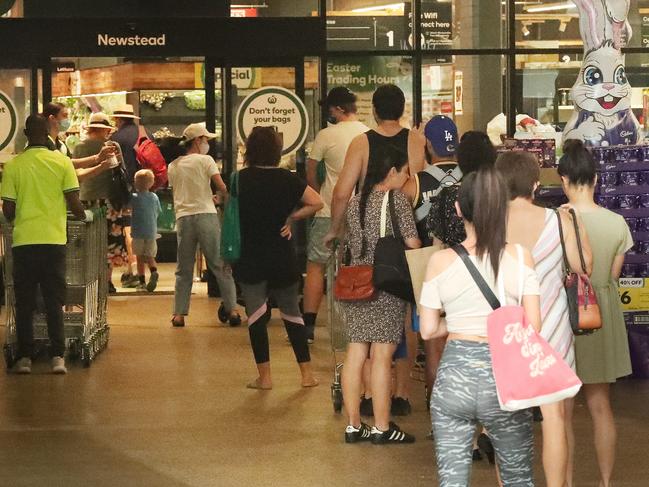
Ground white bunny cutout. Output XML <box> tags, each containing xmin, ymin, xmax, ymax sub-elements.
<box><xmin>563</xmin><ymin>0</ymin><xmax>642</xmax><ymax>147</ymax></box>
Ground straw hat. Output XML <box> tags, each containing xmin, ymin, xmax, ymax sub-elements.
<box><xmin>86</xmin><ymin>112</ymin><xmax>115</xmax><ymax>131</ymax></box>
<box><xmin>112</xmin><ymin>104</ymin><xmax>140</xmax><ymax>119</ymax></box>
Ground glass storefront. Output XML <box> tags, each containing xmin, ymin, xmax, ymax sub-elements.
<box><xmin>2</xmin><ymin>0</ymin><xmax>649</xmax><ymax>156</ymax></box>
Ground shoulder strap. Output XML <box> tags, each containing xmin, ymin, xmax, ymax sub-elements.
<box><xmin>452</xmin><ymin>245</ymin><xmax>501</xmax><ymax>310</ymax></box>
<box><xmin>388</xmin><ymin>191</ymin><xmax>403</xmax><ymax>241</ymax></box>
<box><xmin>380</xmin><ymin>192</ymin><xmax>389</xmax><ymax>238</ymax></box>
<box><xmin>229</xmin><ymin>171</ymin><xmax>238</xmax><ymax>198</ymax></box>
<box><xmin>556</xmin><ymin>209</ymin><xmax>587</xmax><ymax>274</ymax></box>
<box><xmin>555</xmin><ymin>210</ymin><xmax>570</xmax><ymax>275</ymax></box>
<box><xmin>568</xmin><ymin>208</ymin><xmax>587</xmax><ymax>274</ymax></box>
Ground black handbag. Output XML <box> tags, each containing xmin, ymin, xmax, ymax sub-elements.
<box><xmin>109</xmin><ymin>162</ymin><xmax>132</xmax><ymax>211</ymax></box>
<box><xmin>373</xmin><ymin>191</ymin><xmax>415</xmax><ymax>303</ymax></box>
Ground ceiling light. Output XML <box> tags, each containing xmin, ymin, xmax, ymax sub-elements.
<box><xmin>352</xmin><ymin>3</ymin><xmax>405</xmax><ymax>13</ymax></box>
<box><xmin>558</xmin><ymin>20</ymin><xmax>568</xmax><ymax>32</ymax></box>
<box><xmin>522</xmin><ymin>24</ymin><xmax>531</xmax><ymax>36</ymax></box>
<box><xmin>526</xmin><ymin>2</ymin><xmax>576</xmax><ymax>13</ymax></box>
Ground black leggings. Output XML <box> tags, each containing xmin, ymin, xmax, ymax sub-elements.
<box><xmin>240</xmin><ymin>281</ymin><xmax>310</xmax><ymax>364</ymax></box>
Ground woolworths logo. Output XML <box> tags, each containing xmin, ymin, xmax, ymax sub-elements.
<box><xmin>97</xmin><ymin>34</ymin><xmax>166</xmax><ymax>47</ymax></box>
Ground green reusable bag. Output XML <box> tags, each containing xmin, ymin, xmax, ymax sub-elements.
<box><xmin>220</xmin><ymin>171</ymin><xmax>241</xmax><ymax>263</ymax></box>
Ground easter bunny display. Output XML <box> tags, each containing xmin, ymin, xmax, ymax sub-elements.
<box><xmin>563</xmin><ymin>0</ymin><xmax>642</xmax><ymax>147</ymax></box>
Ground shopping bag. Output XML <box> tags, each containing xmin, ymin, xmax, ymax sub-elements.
<box><xmin>453</xmin><ymin>243</ymin><xmax>582</xmax><ymax>411</ymax></box>
<box><xmin>220</xmin><ymin>171</ymin><xmax>241</xmax><ymax>263</ymax></box>
<box><xmin>488</xmin><ymin>305</ymin><xmax>582</xmax><ymax>411</ymax></box>
<box><xmin>405</xmin><ymin>244</ymin><xmax>442</xmax><ymax>316</ymax></box>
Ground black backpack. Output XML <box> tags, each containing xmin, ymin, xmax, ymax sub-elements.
<box><xmin>425</xmin><ymin>184</ymin><xmax>466</xmax><ymax>247</ymax></box>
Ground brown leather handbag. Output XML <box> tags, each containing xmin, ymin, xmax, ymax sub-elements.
<box><xmin>557</xmin><ymin>209</ymin><xmax>602</xmax><ymax>335</ymax></box>
<box><xmin>334</xmin><ymin>264</ymin><xmax>375</xmax><ymax>301</ymax></box>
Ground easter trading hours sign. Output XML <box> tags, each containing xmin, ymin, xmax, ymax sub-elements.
<box><xmin>0</xmin><ymin>90</ymin><xmax>18</xmax><ymax>152</ymax></box>
<box><xmin>236</xmin><ymin>86</ymin><xmax>309</xmax><ymax>156</ymax></box>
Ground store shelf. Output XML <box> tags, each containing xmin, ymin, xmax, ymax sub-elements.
<box><xmin>599</xmin><ymin>161</ymin><xmax>649</xmax><ymax>171</ymax></box>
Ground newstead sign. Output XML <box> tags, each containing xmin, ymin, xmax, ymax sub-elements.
<box><xmin>97</xmin><ymin>34</ymin><xmax>166</xmax><ymax>47</ymax></box>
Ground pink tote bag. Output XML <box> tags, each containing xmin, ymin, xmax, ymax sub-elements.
<box><xmin>454</xmin><ymin>244</ymin><xmax>582</xmax><ymax>412</ymax></box>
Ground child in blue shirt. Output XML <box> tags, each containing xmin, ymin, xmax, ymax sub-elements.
<box><xmin>131</xmin><ymin>169</ymin><xmax>162</xmax><ymax>291</ymax></box>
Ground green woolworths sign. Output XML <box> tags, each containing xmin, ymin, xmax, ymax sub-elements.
<box><xmin>0</xmin><ymin>90</ymin><xmax>18</xmax><ymax>152</ymax></box>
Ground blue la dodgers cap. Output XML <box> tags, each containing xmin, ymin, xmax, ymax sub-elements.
<box><xmin>424</xmin><ymin>115</ymin><xmax>458</xmax><ymax>157</ymax></box>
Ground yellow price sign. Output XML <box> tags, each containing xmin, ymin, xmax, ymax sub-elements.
<box><xmin>619</xmin><ymin>278</ymin><xmax>649</xmax><ymax>312</ymax></box>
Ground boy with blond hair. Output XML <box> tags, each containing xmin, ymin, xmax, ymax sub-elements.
<box><xmin>130</xmin><ymin>169</ymin><xmax>161</xmax><ymax>292</ymax></box>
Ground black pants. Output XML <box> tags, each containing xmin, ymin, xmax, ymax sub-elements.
<box><xmin>13</xmin><ymin>245</ymin><xmax>66</xmax><ymax>358</ymax></box>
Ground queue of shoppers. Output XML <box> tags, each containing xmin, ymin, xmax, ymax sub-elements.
<box><xmin>1</xmin><ymin>83</ymin><xmax>636</xmax><ymax>487</ymax></box>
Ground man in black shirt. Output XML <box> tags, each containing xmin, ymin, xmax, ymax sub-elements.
<box><xmin>111</xmin><ymin>104</ymin><xmax>142</xmax><ymax>182</ymax></box>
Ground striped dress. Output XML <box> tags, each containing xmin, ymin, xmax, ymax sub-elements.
<box><xmin>532</xmin><ymin>208</ymin><xmax>575</xmax><ymax>369</ymax></box>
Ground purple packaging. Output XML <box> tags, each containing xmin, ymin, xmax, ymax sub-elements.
<box><xmin>644</xmin><ymin>146</ymin><xmax>649</xmax><ymax>162</ymax></box>
<box><xmin>619</xmin><ymin>194</ymin><xmax>640</xmax><ymax>209</ymax></box>
<box><xmin>638</xmin><ymin>241</ymin><xmax>649</xmax><ymax>255</ymax></box>
<box><xmin>641</xmin><ymin>171</ymin><xmax>649</xmax><ymax>186</ymax></box>
<box><xmin>622</xmin><ymin>263</ymin><xmax>638</xmax><ymax>277</ymax></box>
<box><xmin>600</xmin><ymin>171</ymin><xmax>619</xmax><ymax>187</ymax></box>
<box><xmin>638</xmin><ymin>217</ymin><xmax>649</xmax><ymax>233</ymax></box>
<box><xmin>625</xmin><ymin>217</ymin><xmax>638</xmax><ymax>232</ymax></box>
<box><xmin>620</xmin><ymin>171</ymin><xmax>640</xmax><ymax>186</ymax></box>
<box><xmin>639</xmin><ymin>263</ymin><xmax>649</xmax><ymax>277</ymax></box>
<box><xmin>641</xmin><ymin>194</ymin><xmax>649</xmax><ymax>208</ymax></box>
<box><xmin>598</xmin><ymin>195</ymin><xmax>619</xmax><ymax>209</ymax></box>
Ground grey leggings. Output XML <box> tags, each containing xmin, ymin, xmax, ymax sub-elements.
<box><xmin>431</xmin><ymin>340</ymin><xmax>534</xmax><ymax>487</ymax></box>
<box><xmin>240</xmin><ymin>281</ymin><xmax>310</xmax><ymax>365</ymax></box>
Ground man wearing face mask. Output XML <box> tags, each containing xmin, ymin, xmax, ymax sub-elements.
<box><xmin>302</xmin><ymin>87</ymin><xmax>368</xmax><ymax>343</ymax></box>
<box><xmin>41</xmin><ymin>102</ymin><xmax>115</xmax><ymax>175</ymax></box>
<box><xmin>167</xmin><ymin>123</ymin><xmax>241</xmax><ymax>328</ymax></box>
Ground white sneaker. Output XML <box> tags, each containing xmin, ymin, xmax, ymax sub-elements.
<box><xmin>14</xmin><ymin>357</ymin><xmax>32</xmax><ymax>374</ymax></box>
<box><xmin>51</xmin><ymin>356</ymin><xmax>67</xmax><ymax>375</ymax></box>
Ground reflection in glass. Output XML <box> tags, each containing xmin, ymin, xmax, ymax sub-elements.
<box><xmin>328</xmin><ymin>56</ymin><xmax>413</xmax><ymax>128</ymax></box>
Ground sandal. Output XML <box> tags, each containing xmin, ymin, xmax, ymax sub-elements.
<box><xmin>171</xmin><ymin>316</ymin><xmax>185</xmax><ymax>328</ymax></box>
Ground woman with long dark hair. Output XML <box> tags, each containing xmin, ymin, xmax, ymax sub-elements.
<box><xmin>420</xmin><ymin>168</ymin><xmax>541</xmax><ymax>486</ymax></box>
<box><xmin>341</xmin><ymin>145</ymin><xmax>421</xmax><ymax>445</ymax></box>
<box><xmin>559</xmin><ymin>140</ymin><xmax>633</xmax><ymax>487</ymax></box>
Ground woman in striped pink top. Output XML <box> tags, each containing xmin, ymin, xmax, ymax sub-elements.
<box><xmin>496</xmin><ymin>152</ymin><xmax>592</xmax><ymax>487</ymax></box>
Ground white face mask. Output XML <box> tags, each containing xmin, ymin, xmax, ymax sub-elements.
<box><xmin>199</xmin><ymin>141</ymin><xmax>210</xmax><ymax>155</ymax></box>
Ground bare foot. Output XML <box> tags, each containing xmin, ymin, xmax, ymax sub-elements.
<box><xmin>301</xmin><ymin>377</ymin><xmax>319</xmax><ymax>388</ymax></box>
<box><xmin>246</xmin><ymin>378</ymin><xmax>272</xmax><ymax>390</ymax></box>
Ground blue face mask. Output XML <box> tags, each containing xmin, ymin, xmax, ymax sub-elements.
<box><xmin>58</xmin><ymin>119</ymin><xmax>71</xmax><ymax>132</ymax></box>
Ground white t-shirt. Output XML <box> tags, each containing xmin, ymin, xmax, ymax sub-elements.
<box><xmin>309</xmin><ymin>120</ymin><xmax>369</xmax><ymax>217</ymax></box>
<box><xmin>420</xmin><ymin>248</ymin><xmax>540</xmax><ymax>337</ymax></box>
<box><xmin>168</xmin><ymin>154</ymin><xmax>219</xmax><ymax>219</ymax></box>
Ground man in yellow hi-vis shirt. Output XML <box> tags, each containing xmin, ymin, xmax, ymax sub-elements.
<box><xmin>1</xmin><ymin>115</ymin><xmax>89</xmax><ymax>375</ymax></box>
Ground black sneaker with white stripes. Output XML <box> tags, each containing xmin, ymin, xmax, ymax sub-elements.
<box><xmin>344</xmin><ymin>423</ymin><xmax>372</xmax><ymax>444</ymax></box>
<box><xmin>371</xmin><ymin>422</ymin><xmax>415</xmax><ymax>444</ymax></box>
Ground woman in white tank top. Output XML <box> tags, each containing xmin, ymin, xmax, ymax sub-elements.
<box><xmin>419</xmin><ymin>168</ymin><xmax>542</xmax><ymax>487</ymax></box>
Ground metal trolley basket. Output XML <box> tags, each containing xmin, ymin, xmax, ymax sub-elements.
<box><xmin>2</xmin><ymin>209</ymin><xmax>110</xmax><ymax>368</ymax></box>
<box><xmin>327</xmin><ymin>244</ymin><xmax>348</xmax><ymax>413</ymax></box>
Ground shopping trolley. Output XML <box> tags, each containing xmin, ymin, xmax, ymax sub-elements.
<box><xmin>327</xmin><ymin>243</ymin><xmax>348</xmax><ymax>413</ymax></box>
<box><xmin>2</xmin><ymin>209</ymin><xmax>110</xmax><ymax>368</ymax></box>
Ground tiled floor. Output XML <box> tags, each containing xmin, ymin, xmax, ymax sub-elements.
<box><xmin>0</xmin><ymin>265</ymin><xmax>647</xmax><ymax>486</ymax></box>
